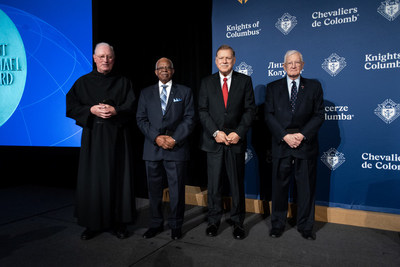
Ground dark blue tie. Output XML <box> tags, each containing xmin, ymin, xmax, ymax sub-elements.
<box><xmin>290</xmin><ymin>81</ymin><xmax>298</xmax><ymax>113</ymax></box>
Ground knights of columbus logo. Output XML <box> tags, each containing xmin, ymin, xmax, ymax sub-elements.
<box><xmin>374</xmin><ymin>99</ymin><xmax>400</xmax><ymax>124</ymax></box>
<box><xmin>235</xmin><ymin>62</ymin><xmax>253</xmax><ymax>76</ymax></box>
<box><xmin>275</xmin><ymin>13</ymin><xmax>297</xmax><ymax>35</ymax></box>
<box><xmin>377</xmin><ymin>0</ymin><xmax>400</xmax><ymax>21</ymax></box>
<box><xmin>322</xmin><ymin>53</ymin><xmax>347</xmax><ymax>77</ymax></box>
<box><xmin>245</xmin><ymin>148</ymin><xmax>253</xmax><ymax>164</ymax></box>
<box><xmin>321</xmin><ymin>148</ymin><xmax>345</xmax><ymax>171</ymax></box>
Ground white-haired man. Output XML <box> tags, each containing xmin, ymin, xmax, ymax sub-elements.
<box><xmin>265</xmin><ymin>50</ymin><xmax>324</xmax><ymax>240</ymax></box>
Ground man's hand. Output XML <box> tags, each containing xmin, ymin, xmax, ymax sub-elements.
<box><xmin>283</xmin><ymin>133</ymin><xmax>304</xmax><ymax>149</ymax></box>
<box><xmin>163</xmin><ymin>136</ymin><xmax>176</xmax><ymax>149</ymax></box>
<box><xmin>293</xmin><ymin>133</ymin><xmax>304</xmax><ymax>143</ymax></box>
<box><xmin>226</xmin><ymin>132</ymin><xmax>240</xmax><ymax>145</ymax></box>
<box><xmin>214</xmin><ymin>131</ymin><xmax>230</xmax><ymax>145</ymax></box>
<box><xmin>90</xmin><ymin>103</ymin><xmax>117</xmax><ymax>119</ymax></box>
<box><xmin>155</xmin><ymin>135</ymin><xmax>176</xmax><ymax>150</ymax></box>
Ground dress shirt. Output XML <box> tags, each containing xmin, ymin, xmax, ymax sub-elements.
<box><xmin>286</xmin><ymin>76</ymin><xmax>300</xmax><ymax>100</ymax></box>
<box><xmin>219</xmin><ymin>71</ymin><xmax>233</xmax><ymax>91</ymax></box>
<box><xmin>159</xmin><ymin>80</ymin><xmax>172</xmax><ymax>104</ymax></box>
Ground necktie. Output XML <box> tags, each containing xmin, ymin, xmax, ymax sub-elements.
<box><xmin>290</xmin><ymin>80</ymin><xmax>298</xmax><ymax>113</ymax></box>
<box><xmin>161</xmin><ymin>84</ymin><xmax>167</xmax><ymax>115</ymax></box>
<box><xmin>222</xmin><ymin>77</ymin><xmax>228</xmax><ymax>108</ymax></box>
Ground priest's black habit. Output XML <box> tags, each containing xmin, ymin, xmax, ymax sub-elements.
<box><xmin>66</xmin><ymin>69</ymin><xmax>136</xmax><ymax>231</ymax></box>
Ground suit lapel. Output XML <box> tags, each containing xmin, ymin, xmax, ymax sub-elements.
<box><xmin>212</xmin><ymin>73</ymin><xmax>226</xmax><ymax>110</ymax></box>
<box><xmin>152</xmin><ymin>84</ymin><xmax>164</xmax><ymax>116</ymax></box>
<box><xmin>227</xmin><ymin>72</ymin><xmax>239</xmax><ymax>110</ymax></box>
<box><xmin>295</xmin><ymin>76</ymin><xmax>306</xmax><ymax>112</ymax></box>
<box><xmin>164</xmin><ymin>83</ymin><xmax>176</xmax><ymax>115</ymax></box>
<box><xmin>280</xmin><ymin>78</ymin><xmax>291</xmax><ymax>111</ymax></box>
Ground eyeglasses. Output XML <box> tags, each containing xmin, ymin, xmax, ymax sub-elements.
<box><xmin>285</xmin><ymin>61</ymin><xmax>302</xmax><ymax>66</ymax></box>
<box><xmin>95</xmin><ymin>55</ymin><xmax>114</xmax><ymax>60</ymax></box>
<box><xmin>156</xmin><ymin>66</ymin><xmax>174</xmax><ymax>71</ymax></box>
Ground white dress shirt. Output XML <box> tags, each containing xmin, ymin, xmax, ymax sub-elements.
<box><xmin>286</xmin><ymin>76</ymin><xmax>300</xmax><ymax>100</ymax></box>
<box><xmin>159</xmin><ymin>80</ymin><xmax>172</xmax><ymax>103</ymax></box>
<box><xmin>219</xmin><ymin>71</ymin><xmax>233</xmax><ymax>91</ymax></box>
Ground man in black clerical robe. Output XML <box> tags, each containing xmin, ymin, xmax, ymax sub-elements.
<box><xmin>66</xmin><ymin>43</ymin><xmax>136</xmax><ymax>240</ymax></box>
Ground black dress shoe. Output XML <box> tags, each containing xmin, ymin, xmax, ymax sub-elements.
<box><xmin>143</xmin><ymin>226</ymin><xmax>163</xmax><ymax>239</ymax></box>
<box><xmin>205</xmin><ymin>224</ymin><xmax>219</xmax><ymax>237</ymax></box>
<box><xmin>269</xmin><ymin>228</ymin><xmax>284</xmax><ymax>238</ymax></box>
<box><xmin>298</xmin><ymin>230</ymin><xmax>316</xmax><ymax>240</ymax></box>
<box><xmin>80</xmin><ymin>228</ymin><xmax>96</xmax><ymax>240</ymax></box>
<box><xmin>232</xmin><ymin>224</ymin><xmax>245</xmax><ymax>240</ymax></box>
<box><xmin>171</xmin><ymin>228</ymin><xmax>182</xmax><ymax>240</ymax></box>
<box><xmin>114</xmin><ymin>225</ymin><xmax>130</xmax><ymax>239</ymax></box>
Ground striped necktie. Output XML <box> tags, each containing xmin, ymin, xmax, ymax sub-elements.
<box><xmin>161</xmin><ymin>84</ymin><xmax>167</xmax><ymax>115</ymax></box>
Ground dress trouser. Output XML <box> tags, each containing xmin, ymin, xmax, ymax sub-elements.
<box><xmin>145</xmin><ymin>160</ymin><xmax>186</xmax><ymax>229</ymax></box>
<box><xmin>271</xmin><ymin>156</ymin><xmax>317</xmax><ymax>231</ymax></box>
<box><xmin>206</xmin><ymin>146</ymin><xmax>245</xmax><ymax>226</ymax></box>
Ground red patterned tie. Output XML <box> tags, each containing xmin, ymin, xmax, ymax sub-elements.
<box><xmin>222</xmin><ymin>77</ymin><xmax>228</xmax><ymax>108</ymax></box>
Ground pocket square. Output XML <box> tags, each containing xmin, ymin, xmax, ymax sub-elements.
<box><xmin>173</xmin><ymin>98</ymin><xmax>182</xmax><ymax>102</ymax></box>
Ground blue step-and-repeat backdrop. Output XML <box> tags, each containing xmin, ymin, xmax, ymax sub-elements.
<box><xmin>212</xmin><ymin>0</ymin><xmax>400</xmax><ymax>214</ymax></box>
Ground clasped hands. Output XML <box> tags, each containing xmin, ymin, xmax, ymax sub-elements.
<box><xmin>214</xmin><ymin>131</ymin><xmax>240</xmax><ymax>146</ymax></box>
<box><xmin>156</xmin><ymin>135</ymin><xmax>176</xmax><ymax>150</ymax></box>
<box><xmin>283</xmin><ymin>133</ymin><xmax>304</xmax><ymax>149</ymax></box>
<box><xmin>90</xmin><ymin>103</ymin><xmax>117</xmax><ymax>119</ymax></box>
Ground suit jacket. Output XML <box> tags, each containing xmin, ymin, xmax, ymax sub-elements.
<box><xmin>264</xmin><ymin>76</ymin><xmax>325</xmax><ymax>159</ymax></box>
<box><xmin>136</xmin><ymin>82</ymin><xmax>195</xmax><ymax>161</ymax></box>
<box><xmin>198</xmin><ymin>71</ymin><xmax>256</xmax><ymax>153</ymax></box>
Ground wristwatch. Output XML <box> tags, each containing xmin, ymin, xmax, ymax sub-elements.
<box><xmin>212</xmin><ymin>130</ymin><xmax>219</xmax><ymax>138</ymax></box>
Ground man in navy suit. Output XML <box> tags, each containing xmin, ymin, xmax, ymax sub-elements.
<box><xmin>198</xmin><ymin>45</ymin><xmax>256</xmax><ymax>239</ymax></box>
<box><xmin>137</xmin><ymin>57</ymin><xmax>195</xmax><ymax>240</ymax></box>
<box><xmin>265</xmin><ymin>50</ymin><xmax>324</xmax><ymax>240</ymax></box>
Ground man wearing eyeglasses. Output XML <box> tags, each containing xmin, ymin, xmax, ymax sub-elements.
<box><xmin>67</xmin><ymin>42</ymin><xmax>136</xmax><ymax>240</ymax></box>
<box><xmin>264</xmin><ymin>50</ymin><xmax>325</xmax><ymax>240</ymax></box>
<box><xmin>137</xmin><ymin>57</ymin><xmax>195</xmax><ymax>240</ymax></box>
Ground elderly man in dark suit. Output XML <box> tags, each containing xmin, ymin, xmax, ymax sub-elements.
<box><xmin>198</xmin><ymin>45</ymin><xmax>256</xmax><ymax>240</ymax></box>
<box><xmin>136</xmin><ymin>57</ymin><xmax>195</xmax><ymax>240</ymax></box>
<box><xmin>265</xmin><ymin>50</ymin><xmax>324</xmax><ymax>240</ymax></box>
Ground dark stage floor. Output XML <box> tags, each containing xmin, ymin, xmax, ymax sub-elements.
<box><xmin>1</xmin><ymin>186</ymin><xmax>399</xmax><ymax>266</ymax></box>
